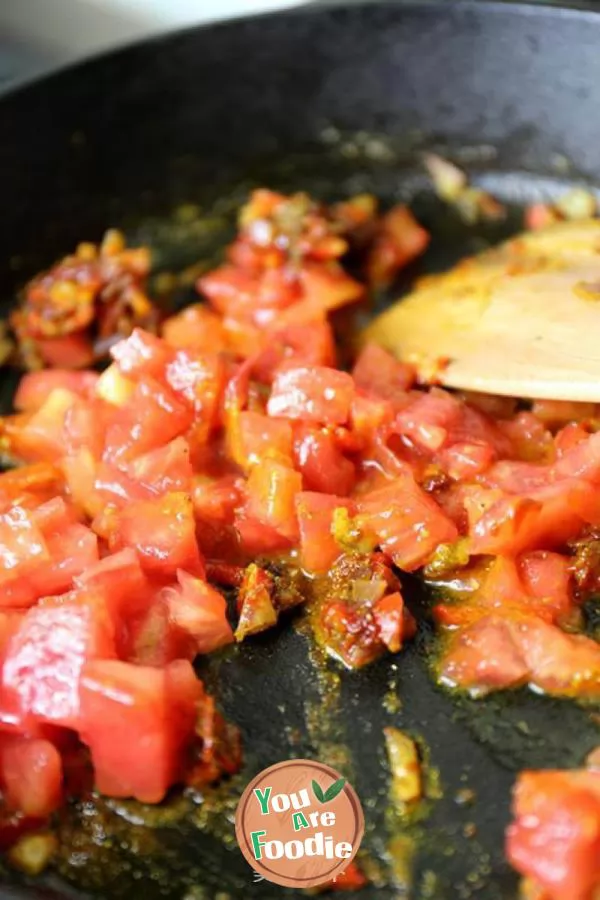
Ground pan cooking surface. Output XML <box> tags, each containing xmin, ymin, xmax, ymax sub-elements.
<box><xmin>1</xmin><ymin>2</ymin><xmax>600</xmax><ymax>897</ymax></box>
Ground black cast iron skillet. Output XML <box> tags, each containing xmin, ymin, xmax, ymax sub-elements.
<box><xmin>1</xmin><ymin>1</ymin><xmax>600</xmax><ymax>897</ymax></box>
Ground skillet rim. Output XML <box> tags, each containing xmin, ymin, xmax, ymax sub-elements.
<box><xmin>3</xmin><ymin>0</ymin><xmax>600</xmax><ymax>102</ymax></box>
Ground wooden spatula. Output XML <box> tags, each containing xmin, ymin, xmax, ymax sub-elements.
<box><xmin>364</xmin><ymin>218</ymin><xmax>600</xmax><ymax>401</ymax></box>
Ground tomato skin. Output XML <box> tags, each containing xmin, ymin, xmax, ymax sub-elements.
<box><xmin>506</xmin><ymin>770</ymin><xmax>600</xmax><ymax>900</ymax></box>
<box><xmin>295</xmin><ymin>492</ymin><xmax>350</xmax><ymax>573</ymax></box>
<box><xmin>14</xmin><ymin>370</ymin><xmax>99</xmax><ymax>413</ymax></box>
<box><xmin>0</xmin><ymin>736</ymin><xmax>62</xmax><ymax>818</ymax></box>
<box><xmin>108</xmin><ymin>492</ymin><xmax>204</xmax><ymax>579</ymax></box>
<box><xmin>356</xmin><ymin>477</ymin><xmax>458</xmax><ymax>571</ymax></box>
<box><xmin>245</xmin><ymin>460</ymin><xmax>301</xmax><ymax>542</ymax></box>
<box><xmin>267</xmin><ymin>366</ymin><xmax>354</xmax><ymax>425</ymax></box>
<box><xmin>163</xmin><ymin>570</ymin><xmax>233</xmax><ymax>654</ymax></box>
<box><xmin>2</xmin><ymin>595</ymin><xmax>116</xmax><ymax>728</ymax></box>
<box><xmin>293</xmin><ymin>425</ymin><xmax>356</xmax><ymax>496</ymax></box>
<box><xmin>79</xmin><ymin>659</ymin><xmax>201</xmax><ymax>804</ymax></box>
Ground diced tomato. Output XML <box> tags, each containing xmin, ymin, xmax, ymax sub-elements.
<box><xmin>350</xmin><ymin>391</ymin><xmax>395</xmax><ymax>440</ymax></box>
<box><xmin>519</xmin><ymin>552</ymin><xmax>573</xmax><ymax>623</ymax></box>
<box><xmin>110</xmin><ymin>328</ymin><xmax>175</xmax><ymax>381</ymax></box>
<box><xmin>234</xmin><ymin>516</ymin><xmax>293</xmax><ymax>556</ymax></box>
<box><xmin>297</xmin><ymin>261</ymin><xmax>363</xmax><ymax>311</ymax></box>
<box><xmin>555</xmin><ymin>423</ymin><xmax>591</xmax><ymax>456</ymax></box>
<box><xmin>554</xmin><ymin>430</ymin><xmax>600</xmax><ymax>483</ymax></box>
<box><xmin>0</xmin><ymin>506</ymin><xmax>94</xmax><ymax>609</ymax></box>
<box><xmin>295</xmin><ymin>493</ymin><xmax>351</xmax><ymax>573</ymax></box>
<box><xmin>293</xmin><ymin>424</ymin><xmax>356</xmax><ymax>496</ymax></box>
<box><xmin>439</xmin><ymin>616</ymin><xmax>530</xmax><ymax>694</ymax></box>
<box><xmin>482</xmin><ymin>460</ymin><xmax>550</xmax><ymax>494</ymax></box>
<box><xmin>74</xmin><ymin>548</ymin><xmax>148</xmax><ymax>620</ymax></box>
<box><xmin>14</xmin><ymin>370</ymin><xmax>99</xmax><ymax>413</ymax></box>
<box><xmin>192</xmin><ymin>475</ymin><xmax>242</xmax><ymax>525</ymax></box>
<box><xmin>352</xmin><ymin>343</ymin><xmax>415</xmax><ymax>408</ymax></box>
<box><xmin>506</xmin><ymin>769</ymin><xmax>600</xmax><ymax>900</ymax></box>
<box><xmin>515</xmin><ymin>617</ymin><xmax>600</xmax><ymax>698</ymax></box>
<box><xmin>126</xmin><ymin>437</ymin><xmax>193</xmax><ymax>495</ymax></box>
<box><xmin>0</xmin><ymin>464</ymin><xmax>64</xmax><ymax>512</ymax></box>
<box><xmin>500</xmin><ymin>410</ymin><xmax>553</xmax><ymax>462</ymax></box>
<box><xmin>0</xmin><ymin>505</ymin><xmax>49</xmax><ymax>586</ymax></box>
<box><xmin>9</xmin><ymin>389</ymin><xmax>78</xmax><ymax>463</ymax></box>
<box><xmin>79</xmin><ymin>659</ymin><xmax>201</xmax><ymax>803</ymax></box>
<box><xmin>438</xmin><ymin>554</ymin><xmax>574</xmax><ymax>629</ymax></box>
<box><xmin>438</xmin><ymin>441</ymin><xmax>495</xmax><ymax>480</ymax></box>
<box><xmin>469</xmin><ymin>478</ymin><xmax>600</xmax><ymax>556</ymax></box>
<box><xmin>36</xmin><ymin>333</ymin><xmax>95</xmax><ymax>369</ymax></box>
<box><xmin>30</xmin><ymin>523</ymin><xmax>99</xmax><ymax>600</ymax></box>
<box><xmin>238</xmin><ymin>411</ymin><xmax>293</xmax><ymax>468</ymax></box>
<box><xmin>394</xmin><ymin>390</ymin><xmax>462</xmax><ymax>453</ymax></box>
<box><xmin>199</xmin><ymin>265</ymin><xmax>262</xmax><ymax>318</ymax></box>
<box><xmin>104</xmin><ymin>376</ymin><xmax>193</xmax><ymax>464</ymax></box>
<box><xmin>245</xmin><ymin>460</ymin><xmax>301</xmax><ymax>542</ymax></box>
<box><xmin>164</xmin><ymin>570</ymin><xmax>233</xmax><ymax>654</ymax></box>
<box><xmin>162</xmin><ymin>304</ymin><xmax>228</xmax><ymax>353</ymax></box>
<box><xmin>0</xmin><ymin>736</ymin><xmax>62</xmax><ymax>817</ymax></box>
<box><xmin>441</xmin><ymin>614</ymin><xmax>600</xmax><ymax>698</ymax></box>
<box><xmin>63</xmin><ymin>451</ymin><xmax>153</xmax><ymax>519</ymax></box>
<box><xmin>2</xmin><ymin>595</ymin><xmax>115</xmax><ymax>727</ymax></box>
<box><xmin>108</xmin><ymin>492</ymin><xmax>203</xmax><ymax>579</ymax></box>
<box><xmin>165</xmin><ymin>350</ymin><xmax>226</xmax><ymax>437</ymax></box>
<box><xmin>250</xmin><ymin>322</ymin><xmax>337</xmax><ymax>385</ymax></box>
<box><xmin>355</xmin><ymin>477</ymin><xmax>458</xmax><ymax>571</ymax></box>
<box><xmin>268</xmin><ymin>366</ymin><xmax>354</xmax><ymax>425</ymax></box>
<box><xmin>372</xmin><ymin>591</ymin><xmax>412</xmax><ymax>653</ymax></box>
<box><xmin>366</xmin><ymin>204</ymin><xmax>430</xmax><ymax>286</ymax></box>
<box><xmin>94</xmin><ymin>363</ymin><xmax>136</xmax><ymax>407</ymax></box>
<box><xmin>123</xmin><ymin>594</ymin><xmax>186</xmax><ymax>666</ymax></box>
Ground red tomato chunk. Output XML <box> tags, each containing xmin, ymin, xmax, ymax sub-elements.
<box><xmin>4</xmin><ymin>185</ymin><xmax>600</xmax><ymax>900</ymax></box>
